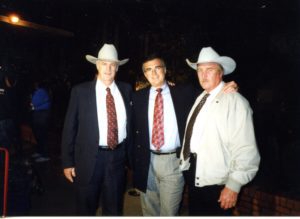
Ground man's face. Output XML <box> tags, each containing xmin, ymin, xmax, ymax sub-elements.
<box><xmin>143</xmin><ymin>58</ymin><xmax>166</xmax><ymax>88</ymax></box>
<box><xmin>197</xmin><ymin>62</ymin><xmax>223</xmax><ymax>92</ymax></box>
<box><xmin>96</xmin><ymin>60</ymin><xmax>118</xmax><ymax>85</ymax></box>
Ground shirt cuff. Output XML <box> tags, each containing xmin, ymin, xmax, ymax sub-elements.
<box><xmin>225</xmin><ymin>177</ymin><xmax>242</xmax><ymax>193</ymax></box>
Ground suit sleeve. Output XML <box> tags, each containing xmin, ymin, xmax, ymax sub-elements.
<box><xmin>61</xmin><ymin>87</ymin><xmax>79</xmax><ymax>168</ymax></box>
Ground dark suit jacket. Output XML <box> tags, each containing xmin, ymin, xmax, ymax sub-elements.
<box><xmin>61</xmin><ymin>80</ymin><xmax>133</xmax><ymax>185</ymax></box>
<box><xmin>132</xmin><ymin>84</ymin><xmax>199</xmax><ymax>192</ymax></box>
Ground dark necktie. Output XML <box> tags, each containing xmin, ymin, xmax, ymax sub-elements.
<box><xmin>183</xmin><ymin>93</ymin><xmax>210</xmax><ymax>160</ymax></box>
<box><xmin>152</xmin><ymin>88</ymin><xmax>164</xmax><ymax>150</ymax></box>
<box><xmin>106</xmin><ymin>87</ymin><xmax>118</xmax><ymax>149</ymax></box>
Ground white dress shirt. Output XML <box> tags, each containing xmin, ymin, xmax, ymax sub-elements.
<box><xmin>190</xmin><ymin>81</ymin><xmax>224</xmax><ymax>152</ymax></box>
<box><xmin>148</xmin><ymin>83</ymin><xmax>180</xmax><ymax>152</ymax></box>
<box><xmin>96</xmin><ymin>80</ymin><xmax>127</xmax><ymax>146</ymax></box>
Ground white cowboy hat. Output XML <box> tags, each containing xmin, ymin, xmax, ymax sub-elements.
<box><xmin>85</xmin><ymin>43</ymin><xmax>129</xmax><ymax>65</ymax></box>
<box><xmin>186</xmin><ymin>47</ymin><xmax>236</xmax><ymax>75</ymax></box>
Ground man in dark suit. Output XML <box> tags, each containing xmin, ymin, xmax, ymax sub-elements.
<box><xmin>61</xmin><ymin>44</ymin><xmax>132</xmax><ymax>216</ymax></box>
<box><xmin>132</xmin><ymin>55</ymin><xmax>199</xmax><ymax>216</ymax></box>
<box><xmin>132</xmin><ymin>54</ymin><xmax>238</xmax><ymax>216</ymax></box>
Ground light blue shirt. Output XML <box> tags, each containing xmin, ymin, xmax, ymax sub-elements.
<box><xmin>148</xmin><ymin>83</ymin><xmax>180</xmax><ymax>152</ymax></box>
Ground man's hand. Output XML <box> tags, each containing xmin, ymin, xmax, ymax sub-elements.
<box><xmin>218</xmin><ymin>187</ymin><xmax>238</xmax><ymax>209</ymax></box>
<box><xmin>167</xmin><ymin>81</ymin><xmax>175</xmax><ymax>87</ymax></box>
<box><xmin>223</xmin><ymin>81</ymin><xmax>238</xmax><ymax>93</ymax></box>
<box><xmin>63</xmin><ymin>167</ymin><xmax>76</xmax><ymax>183</ymax></box>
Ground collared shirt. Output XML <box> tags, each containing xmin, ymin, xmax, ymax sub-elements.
<box><xmin>148</xmin><ymin>83</ymin><xmax>180</xmax><ymax>152</ymax></box>
<box><xmin>190</xmin><ymin>81</ymin><xmax>225</xmax><ymax>152</ymax></box>
<box><xmin>96</xmin><ymin>80</ymin><xmax>127</xmax><ymax>146</ymax></box>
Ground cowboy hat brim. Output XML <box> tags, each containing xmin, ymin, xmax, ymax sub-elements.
<box><xmin>85</xmin><ymin>55</ymin><xmax>129</xmax><ymax>66</ymax></box>
<box><xmin>186</xmin><ymin>57</ymin><xmax>236</xmax><ymax>75</ymax></box>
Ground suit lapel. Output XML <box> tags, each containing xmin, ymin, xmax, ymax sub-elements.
<box><xmin>135</xmin><ymin>88</ymin><xmax>150</xmax><ymax>146</ymax></box>
<box><xmin>89</xmin><ymin>80</ymin><xmax>99</xmax><ymax>140</ymax></box>
<box><xmin>115</xmin><ymin>82</ymin><xmax>133</xmax><ymax>137</ymax></box>
<box><xmin>115</xmin><ymin>81</ymin><xmax>131</xmax><ymax>116</ymax></box>
<box><xmin>169</xmin><ymin>86</ymin><xmax>180</xmax><ymax>120</ymax></box>
<box><xmin>144</xmin><ymin>88</ymin><xmax>150</xmax><ymax>131</ymax></box>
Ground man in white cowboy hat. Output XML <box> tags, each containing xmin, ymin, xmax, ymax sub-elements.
<box><xmin>180</xmin><ymin>47</ymin><xmax>260</xmax><ymax>216</ymax></box>
<box><xmin>61</xmin><ymin>43</ymin><xmax>133</xmax><ymax>216</ymax></box>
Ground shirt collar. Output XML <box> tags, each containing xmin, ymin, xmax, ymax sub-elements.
<box><xmin>97</xmin><ymin>80</ymin><xmax>117</xmax><ymax>92</ymax></box>
<box><xmin>206</xmin><ymin>81</ymin><xmax>224</xmax><ymax>98</ymax></box>
<box><xmin>150</xmin><ymin>82</ymin><xmax>168</xmax><ymax>93</ymax></box>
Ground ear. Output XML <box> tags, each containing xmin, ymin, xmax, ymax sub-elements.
<box><xmin>95</xmin><ymin>61</ymin><xmax>100</xmax><ymax>70</ymax></box>
<box><xmin>220</xmin><ymin>71</ymin><xmax>224</xmax><ymax>77</ymax></box>
<box><xmin>163</xmin><ymin>67</ymin><xmax>167</xmax><ymax>74</ymax></box>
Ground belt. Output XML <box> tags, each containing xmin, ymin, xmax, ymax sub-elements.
<box><xmin>98</xmin><ymin>141</ymin><xmax>124</xmax><ymax>151</ymax></box>
<box><xmin>150</xmin><ymin>150</ymin><xmax>177</xmax><ymax>155</ymax></box>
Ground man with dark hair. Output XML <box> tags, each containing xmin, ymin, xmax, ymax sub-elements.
<box><xmin>30</xmin><ymin>80</ymin><xmax>51</xmax><ymax>162</ymax></box>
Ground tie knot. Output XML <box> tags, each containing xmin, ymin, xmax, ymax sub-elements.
<box><xmin>203</xmin><ymin>93</ymin><xmax>210</xmax><ymax>99</ymax></box>
<box><xmin>106</xmin><ymin>87</ymin><xmax>111</xmax><ymax>93</ymax></box>
<box><xmin>156</xmin><ymin>88</ymin><xmax>162</xmax><ymax>93</ymax></box>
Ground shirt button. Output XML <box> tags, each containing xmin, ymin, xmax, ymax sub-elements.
<box><xmin>196</xmin><ymin>177</ymin><xmax>199</xmax><ymax>180</ymax></box>
<box><xmin>196</xmin><ymin>183</ymin><xmax>199</xmax><ymax>186</ymax></box>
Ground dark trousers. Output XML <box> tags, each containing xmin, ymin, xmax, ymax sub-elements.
<box><xmin>32</xmin><ymin>110</ymin><xmax>50</xmax><ymax>157</ymax></box>
<box><xmin>75</xmin><ymin>146</ymin><xmax>126</xmax><ymax>216</ymax></box>
<box><xmin>184</xmin><ymin>154</ymin><xmax>232</xmax><ymax>216</ymax></box>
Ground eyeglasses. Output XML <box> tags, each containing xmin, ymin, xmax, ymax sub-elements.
<box><xmin>143</xmin><ymin>65</ymin><xmax>165</xmax><ymax>74</ymax></box>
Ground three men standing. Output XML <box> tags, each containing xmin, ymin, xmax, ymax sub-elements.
<box><xmin>61</xmin><ymin>44</ymin><xmax>259</xmax><ymax>216</ymax></box>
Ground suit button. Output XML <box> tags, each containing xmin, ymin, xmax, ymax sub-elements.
<box><xmin>136</xmin><ymin>130</ymin><xmax>139</xmax><ymax>134</ymax></box>
<box><xmin>137</xmin><ymin>145</ymin><xmax>141</xmax><ymax>148</ymax></box>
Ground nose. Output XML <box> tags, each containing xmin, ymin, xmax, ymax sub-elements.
<box><xmin>201</xmin><ymin>70</ymin><xmax>209</xmax><ymax>78</ymax></box>
<box><xmin>106</xmin><ymin>65</ymin><xmax>112</xmax><ymax>72</ymax></box>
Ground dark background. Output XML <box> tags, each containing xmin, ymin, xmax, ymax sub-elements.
<box><xmin>1</xmin><ymin>0</ymin><xmax>300</xmax><ymax>198</ymax></box>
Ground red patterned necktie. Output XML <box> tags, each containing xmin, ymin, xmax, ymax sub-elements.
<box><xmin>152</xmin><ymin>88</ymin><xmax>164</xmax><ymax>150</ymax></box>
<box><xmin>106</xmin><ymin>87</ymin><xmax>118</xmax><ymax>149</ymax></box>
<box><xmin>183</xmin><ymin>93</ymin><xmax>210</xmax><ymax>160</ymax></box>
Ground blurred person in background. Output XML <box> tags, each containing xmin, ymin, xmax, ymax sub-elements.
<box><xmin>0</xmin><ymin>64</ymin><xmax>19</xmax><ymax>152</ymax></box>
<box><xmin>30</xmin><ymin>80</ymin><xmax>51</xmax><ymax>162</ymax></box>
